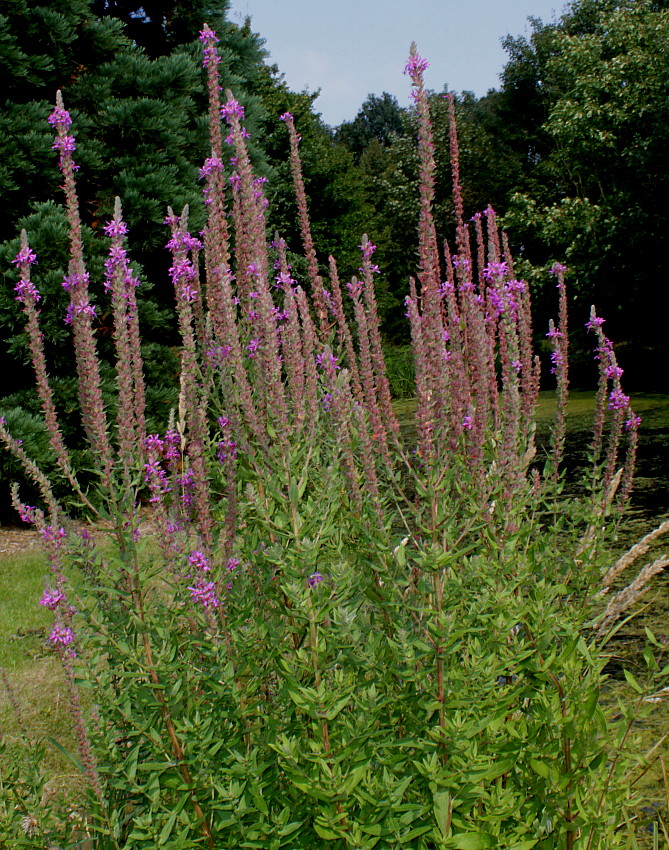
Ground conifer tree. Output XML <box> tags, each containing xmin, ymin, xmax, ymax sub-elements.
<box><xmin>0</xmin><ymin>0</ymin><xmax>268</xmax><ymax>412</ymax></box>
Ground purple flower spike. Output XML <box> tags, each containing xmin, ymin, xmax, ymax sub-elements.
<box><xmin>188</xmin><ymin>578</ymin><xmax>220</xmax><ymax>608</ymax></box>
<box><xmin>404</xmin><ymin>52</ymin><xmax>429</xmax><ymax>78</ymax></box>
<box><xmin>40</xmin><ymin>589</ymin><xmax>65</xmax><ymax>610</ymax></box>
<box><xmin>608</xmin><ymin>389</ymin><xmax>630</xmax><ymax>411</ymax></box>
<box><xmin>188</xmin><ymin>550</ymin><xmax>211</xmax><ymax>572</ymax></box>
<box><xmin>15</xmin><ymin>279</ymin><xmax>41</xmax><ymax>305</ymax></box>
<box><xmin>199</xmin><ymin>26</ymin><xmax>219</xmax><ymax>44</ymax></box>
<box><xmin>48</xmin><ymin>105</ymin><xmax>72</xmax><ymax>129</ymax></box>
<box><xmin>221</xmin><ymin>98</ymin><xmax>245</xmax><ymax>121</ymax></box>
<box><xmin>586</xmin><ymin>315</ymin><xmax>605</xmax><ymax>331</ymax></box>
<box><xmin>307</xmin><ymin>572</ymin><xmax>324</xmax><ymax>588</ymax></box>
<box><xmin>12</xmin><ymin>245</ymin><xmax>37</xmax><ymax>267</ymax></box>
<box><xmin>49</xmin><ymin>624</ymin><xmax>75</xmax><ymax>647</ymax></box>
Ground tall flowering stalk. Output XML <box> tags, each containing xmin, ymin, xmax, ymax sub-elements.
<box><xmin>548</xmin><ymin>263</ymin><xmax>570</xmax><ymax>473</ymax></box>
<box><xmin>10</xmin><ymin>486</ymin><xmax>109</xmax><ymax>822</ymax></box>
<box><xmin>327</xmin><ymin>255</ymin><xmax>363</xmax><ymax>404</ymax></box>
<box><xmin>359</xmin><ymin>236</ymin><xmax>400</xmax><ymax>443</ymax></box>
<box><xmin>49</xmin><ymin>92</ymin><xmax>113</xmax><ymax>486</ymax></box>
<box><xmin>223</xmin><ymin>93</ymin><xmax>290</xmax><ymax>438</ymax></box>
<box><xmin>199</xmin><ymin>24</ymin><xmax>231</xmax><ymax>347</ymax></box>
<box><xmin>166</xmin><ymin>209</ymin><xmax>214</xmax><ymax>552</ymax></box>
<box><xmin>11</xmin><ymin>232</ymin><xmax>97</xmax><ymax>512</ymax></box>
<box><xmin>104</xmin><ymin>198</ymin><xmax>146</xmax><ymax>474</ymax></box>
<box><xmin>404</xmin><ymin>45</ymin><xmax>449</xmax><ymax>460</ymax></box>
<box><xmin>587</xmin><ymin>309</ymin><xmax>638</xmax><ymax>504</ymax></box>
<box><xmin>280</xmin><ymin>111</ymin><xmax>329</xmax><ymax>334</ymax></box>
<box><xmin>274</xmin><ymin>239</ymin><xmax>307</xmax><ymax>428</ymax></box>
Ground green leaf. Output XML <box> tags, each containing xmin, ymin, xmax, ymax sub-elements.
<box><xmin>465</xmin><ymin>757</ymin><xmax>516</xmax><ymax>781</ymax></box>
<box><xmin>434</xmin><ymin>790</ymin><xmax>451</xmax><ymax>836</ymax></box>
<box><xmin>46</xmin><ymin>737</ymin><xmax>83</xmax><ymax>773</ymax></box>
<box><xmin>623</xmin><ymin>668</ymin><xmax>644</xmax><ymax>694</ymax></box>
<box><xmin>529</xmin><ymin>758</ymin><xmax>551</xmax><ymax>779</ymax></box>
<box><xmin>158</xmin><ymin>811</ymin><xmax>177</xmax><ymax>845</ymax></box>
<box><xmin>449</xmin><ymin>832</ymin><xmax>498</xmax><ymax>849</ymax></box>
<box><xmin>325</xmin><ymin>693</ymin><xmax>352</xmax><ymax>720</ymax></box>
<box><xmin>314</xmin><ymin>822</ymin><xmax>340</xmax><ymax>840</ymax></box>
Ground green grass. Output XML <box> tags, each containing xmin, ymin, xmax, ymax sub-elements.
<box><xmin>0</xmin><ymin>551</ymin><xmax>79</xmax><ymax>798</ymax></box>
<box><xmin>0</xmin><ymin>550</ymin><xmax>51</xmax><ymax>670</ymax></box>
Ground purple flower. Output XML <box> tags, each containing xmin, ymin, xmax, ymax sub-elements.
<box><xmin>143</xmin><ymin>457</ymin><xmax>170</xmax><ymax>503</ymax></box>
<box><xmin>550</xmin><ymin>262</ymin><xmax>567</xmax><ymax>276</ymax></box>
<box><xmin>462</xmin><ymin>416</ymin><xmax>473</xmax><ymax>430</ymax></box>
<box><xmin>217</xmin><ymin>439</ymin><xmax>237</xmax><ymax>463</ymax></box>
<box><xmin>41</xmin><ymin>526</ymin><xmax>66</xmax><ymax>544</ymax></box>
<box><xmin>144</xmin><ymin>434</ymin><xmax>165</xmax><ymax>453</ymax></box>
<box><xmin>199</xmin><ymin>27</ymin><xmax>219</xmax><ymax>45</ymax></box>
<box><xmin>606</xmin><ymin>364</ymin><xmax>624</xmax><ymax>380</ymax></box>
<box><xmin>404</xmin><ymin>53</ymin><xmax>429</xmax><ymax>77</ymax></box>
<box><xmin>550</xmin><ymin>350</ymin><xmax>565</xmax><ymax>374</ymax></box>
<box><xmin>103</xmin><ymin>219</ymin><xmax>129</xmax><ymax>239</ymax></box>
<box><xmin>188</xmin><ymin>578</ymin><xmax>220</xmax><ymax>608</ymax></box>
<box><xmin>586</xmin><ymin>315</ymin><xmax>605</xmax><ymax>331</ymax></box>
<box><xmin>177</xmin><ymin>281</ymin><xmax>198</xmax><ymax>303</ymax></box>
<box><xmin>12</xmin><ymin>245</ymin><xmax>37</xmax><ymax>267</ymax></box>
<box><xmin>40</xmin><ymin>589</ymin><xmax>64</xmax><ymax>610</ymax></box>
<box><xmin>52</xmin><ymin>135</ymin><xmax>76</xmax><ymax>154</ymax></box>
<box><xmin>49</xmin><ymin>624</ymin><xmax>75</xmax><ymax>648</ymax></box>
<box><xmin>221</xmin><ymin>98</ymin><xmax>245</xmax><ymax>121</ymax></box>
<box><xmin>359</xmin><ymin>240</ymin><xmax>377</xmax><ymax>259</ymax></box>
<box><xmin>227</xmin><ymin>557</ymin><xmax>240</xmax><ymax>572</ymax></box>
<box><xmin>164</xmin><ymin>429</ymin><xmax>181</xmax><ymax>460</ymax></box>
<box><xmin>200</xmin><ymin>156</ymin><xmax>223</xmax><ymax>184</ymax></box>
<box><xmin>62</xmin><ymin>270</ymin><xmax>89</xmax><ymax>293</ymax></box>
<box><xmin>276</xmin><ymin>271</ymin><xmax>295</xmax><ymax>290</ymax></box>
<box><xmin>625</xmin><ymin>415</ymin><xmax>642</xmax><ymax>430</ymax></box>
<box><xmin>48</xmin><ymin>105</ymin><xmax>72</xmax><ymax>129</ymax></box>
<box><xmin>188</xmin><ymin>551</ymin><xmax>211</xmax><ymax>572</ymax></box>
<box><xmin>279</xmin><ymin>112</ymin><xmax>294</xmax><ymax>122</ymax></box>
<box><xmin>246</xmin><ymin>338</ymin><xmax>260</xmax><ymax>358</ymax></box>
<box><xmin>18</xmin><ymin>505</ymin><xmax>37</xmax><ymax>524</ymax></box>
<box><xmin>14</xmin><ymin>279</ymin><xmax>41</xmax><ymax>305</ymax></box>
<box><xmin>482</xmin><ymin>261</ymin><xmax>509</xmax><ymax>282</ymax></box>
<box><xmin>608</xmin><ymin>389</ymin><xmax>630</xmax><ymax>411</ymax></box>
<box><xmin>316</xmin><ymin>350</ymin><xmax>338</xmax><ymax>370</ymax></box>
<box><xmin>307</xmin><ymin>572</ymin><xmax>324</xmax><ymax>588</ymax></box>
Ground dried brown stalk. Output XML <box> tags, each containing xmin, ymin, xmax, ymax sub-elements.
<box><xmin>602</xmin><ymin>518</ymin><xmax>669</xmax><ymax>587</ymax></box>
<box><xmin>596</xmin><ymin>556</ymin><xmax>669</xmax><ymax>636</ymax></box>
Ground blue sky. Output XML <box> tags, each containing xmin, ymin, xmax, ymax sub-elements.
<box><xmin>226</xmin><ymin>0</ymin><xmax>565</xmax><ymax>126</ymax></box>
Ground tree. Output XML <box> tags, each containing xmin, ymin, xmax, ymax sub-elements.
<box><xmin>336</xmin><ymin>92</ymin><xmax>404</xmax><ymax>160</ymax></box>
<box><xmin>0</xmin><ymin>0</ymin><xmax>269</xmax><ymax>409</ymax></box>
<box><xmin>496</xmin><ymin>0</ymin><xmax>669</xmax><ymax>383</ymax></box>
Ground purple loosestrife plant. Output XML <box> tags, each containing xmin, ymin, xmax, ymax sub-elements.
<box><xmin>0</xmin><ymin>37</ymin><xmax>652</xmax><ymax>850</ymax></box>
